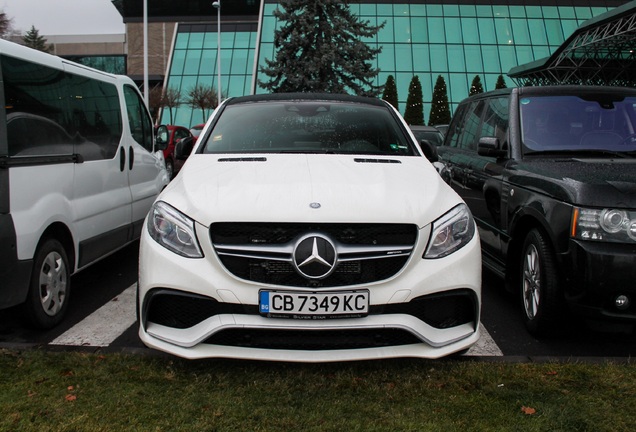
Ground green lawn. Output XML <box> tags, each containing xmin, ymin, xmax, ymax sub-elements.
<box><xmin>1</xmin><ymin>348</ymin><xmax>635</xmax><ymax>431</ymax></box>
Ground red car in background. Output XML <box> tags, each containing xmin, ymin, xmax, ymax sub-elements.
<box><xmin>160</xmin><ymin>125</ymin><xmax>192</xmax><ymax>179</ymax></box>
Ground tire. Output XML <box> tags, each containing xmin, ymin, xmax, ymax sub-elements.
<box><xmin>23</xmin><ymin>238</ymin><xmax>71</xmax><ymax>329</ymax></box>
<box><xmin>519</xmin><ymin>228</ymin><xmax>562</xmax><ymax>337</ymax></box>
<box><xmin>165</xmin><ymin>158</ymin><xmax>174</xmax><ymax>180</ymax></box>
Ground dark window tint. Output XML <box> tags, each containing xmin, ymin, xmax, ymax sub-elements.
<box><xmin>456</xmin><ymin>100</ymin><xmax>485</xmax><ymax>151</ymax></box>
<box><xmin>202</xmin><ymin>101</ymin><xmax>416</xmax><ymax>156</ymax></box>
<box><xmin>2</xmin><ymin>54</ymin><xmax>123</xmax><ymax>160</ymax></box>
<box><xmin>124</xmin><ymin>85</ymin><xmax>153</xmax><ymax>152</ymax></box>
<box><xmin>481</xmin><ymin>97</ymin><xmax>509</xmax><ymax>147</ymax></box>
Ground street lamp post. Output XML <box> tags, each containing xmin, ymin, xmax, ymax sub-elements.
<box><xmin>212</xmin><ymin>1</ymin><xmax>222</xmax><ymax>107</ymax></box>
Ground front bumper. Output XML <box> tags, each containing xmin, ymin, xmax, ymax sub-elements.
<box><xmin>563</xmin><ymin>239</ymin><xmax>636</xmax><ymax>321</ymax></box>
<box><xmin>137</xmin><ymin>221</ymin><xmax>482</xmax><ymax>361</ymax></box>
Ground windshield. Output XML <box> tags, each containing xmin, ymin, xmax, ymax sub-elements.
<box><xmin>201</xmin><ymin>101</ymin><xmax>416</xmax><ymax>156</ymax></box>
<box><xmin>520</xmin><ymin>95</ymin><xmax>636</xmax><ymax>155</ymax></box>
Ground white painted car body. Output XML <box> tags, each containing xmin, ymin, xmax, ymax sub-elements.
<box><xmin>138</xmin><ymin>93</ymin><xmax>481</xmax><ymax>362</ymax></box>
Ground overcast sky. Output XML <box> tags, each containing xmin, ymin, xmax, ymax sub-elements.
<box><xmin>2</xmin><ymin>0</ymin><xmax>125</xmax><ymax>36</ymax></box>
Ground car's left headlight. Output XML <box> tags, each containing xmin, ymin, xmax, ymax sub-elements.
<box><xmin>572</xmin><ymin>207</ymin><xmax>636</xmax><ymax>243</ymax></box>
<box><xmin>147</xmin><ymin>201</ymin><xmax>203</xmax><ymax>258</ymax></box>
<box><xmin>424</xmin><ymin>204</ymin><xmax>476</xmax><ymax>259</ymax></box>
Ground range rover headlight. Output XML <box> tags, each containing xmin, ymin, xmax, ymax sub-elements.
<box><xmin>572</xmin><ymin>207</ymin><xmax>636</xmax><ymax>243</ymax></box>
<box><xmin>147</xmin><ymin>201</ymin><xmax>203</xmax><ymax>258</ymax></box>
<box><xmin>424</xmin><ymin>204</ymin><xmax>476</xmax><ymax>259</ymax></box>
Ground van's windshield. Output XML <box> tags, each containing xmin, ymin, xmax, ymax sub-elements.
<box><xmin>520</xmin><ymin>95</ymin><xmax>636</xmax><ymax>156</ymax></box>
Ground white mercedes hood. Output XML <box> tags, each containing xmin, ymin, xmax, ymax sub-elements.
<box><xmin>160</xmin><ymin>154</ymin><xmax>461</xmax><ymax>227</ymax></box>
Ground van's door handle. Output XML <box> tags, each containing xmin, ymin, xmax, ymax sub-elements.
<box><xmin>129</xmin><ymin>146</ymin><xmax>134</xmax><ymax>170</ymax></box>
<box><xmin>120</xmin><ymin>147</ymin><xmax>126</xmax><ymax>172</ymax></box>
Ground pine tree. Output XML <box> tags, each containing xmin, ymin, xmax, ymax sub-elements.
<box><xmin>428</xmin><ymin>75</ymin><xmax>451</xmax><ymax>126</ymax></box>
<box><xmin>404</xmin><ymin>76</ymin><xmax>424</xmax><ymax>125</ymax></box>
<box><xmin>0</xmin><ymin>11</ymin><xmax>13</xmax><ymax>39</ymax></box>
<box><xmin>469</xmin><ymin>75</ymin><xmax>484</xmax><ymax>96</ymax></box>
<box><xmin>259</xmin><ymin>0</ymin><xmax>384</xmax><ymax>96</ymax></box>
<box><xmin>382</xmin><ymin>75</ymin><xmax>398</xmax><ymax>110</ymax></box>
<box><xmin>22</xmin><ymin>26</ymin><xmax>52</xmax><ymax>53</ymax></box>
<box><xmin>495</xmin><ymin>74</ymin><xmax>508</xmax><ymax>89</ymax></box>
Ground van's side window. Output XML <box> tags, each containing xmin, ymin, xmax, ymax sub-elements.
<box><xmin>66</xmin><ymin>74</ymin><xmax>122</xmax><ymax>159</ymax></box>
<box><xmin>2</xmin><ymin>55</ymin><xmax>123</xmax><ymax>161</ymax></box>
<box><xmin>123</xmin><ymin>85</ymin><xmax>153</xmax><ymax>152</ymax></box>
<box><xmin>2</xmin><ymin>55</ymin><xmax>72</xmax><ymax>157</ymax></box>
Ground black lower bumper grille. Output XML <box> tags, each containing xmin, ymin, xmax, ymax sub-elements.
<box><xmin>204</xmin><ymin>328</ymin><xmax>421</xmax><ymax>350</ymax></box>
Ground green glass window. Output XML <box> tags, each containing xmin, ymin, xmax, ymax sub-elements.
<box><xmin>394</xmin><ymin>17</ymin><xmax>411</xmax><ymax>43</ymax></box>
<box><xmin>430</xmin><ymin>45</ymin><xmax>447</xmax><ymax>72</ymax></box>
<box><xmin>525</xmin><ymin>6</ymin><xmax>543</xmax><ymax>19</ymax></box>
<box><xmin>492</xmin><ymin>6</ymin><xmax>509</xmax><ymax>18</ymax></box>
<box><xmin>359</xmin><ymin>4</ymin><xmax>376</xmax><ymax>16</ymax></box>
<box><xmin>395</xmin><ymin>44</ymin><xmax>413</xmax><ymax>71</ymax></box>
<box><xmin>444</xmin><ymin>18</ymin><xmax>462</xmax><ymax>44</ymax></box>
<box><xmin>410</xmin><ymin>5</ymin><xmax>426</xmax><ymax>17</ymax></box>
<box><xmin>495</xmin><ymin>18</ymin><xmax>513</xmax><ymax>43</ymax></box>
<box><xmin>464</xmin><ymin>45</ymin><xmax>483</xmax><ymax>72</ymax></box>
<box><xmin>411</xmin><ymin>18</ymin><xmax>428</xmax><ymax>43</ymax></box>
<box><xmin>443</xmin><ymin>5</ymin><xmax>460</xmax><ymax>17</ymax></box>
<box><xmin>477</xmin><ymin>18</ymin><xmax>496</xmax><ymax>44</ymax></box>
<box><xmin>528</xmin><ymin>19</ymin><xmax>549</xmax><ymax>45</ymax></box>
<box><xmin>481</xmin><ymin>46</ymin><xmax>501</xmax><ymax>73</ymax></box>
<box><xmin>509</xmin><ymin>6</ymin><xmax>526</xmax><ymax>18</ymax></box>
<box><xmin>559</xmin><ymin>7</ymin><xmax>576</xmax><ymax>19</ymax></box>
<box><xmin>476</xmin><ymin>6</ymin><xmax>492</xmax><ymax>18</ymax></box>
<box><xmin>377</xmin><ymin>4</ymin><xmax>392</xmax><ymax>15</ymax></box>
<box><xmin>412</xmin><ymin>45</ymin><xmax>430</xmax><ymax>71</ymax></box>
<box><xmin>428</xmin><ymin>18</ymin><xmax>445</xmax><ymax>44</ymax></box>
<box><xmin>511</xmin><ymin>19</ymin><xmax>531</xmax><ymax>45</ymax></box>
<box><xmin>426</xmin><ymin>5</ymin><xmax>443</xmax><ymax>17</ymax></box>
<box><xmin>545</xmin><ymin>20</ymin><xmax>565</xmax><ymax>45</ymax></box>
<box><xmin>447</xmin><ymin>45</ymin><xmax>465</xmax><ymax>72</ymax></box>
<box><xmin>459</xmin><ymin>5</ymin><xmax>476</xmax><ymax>17</ymax></box>
<box><xmin>183</xmin><ymin>49</ymin><xmax>202</xmax><ymax>75</ymax></box>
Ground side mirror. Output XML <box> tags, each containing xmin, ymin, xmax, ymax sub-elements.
<box><xmin>155</xmin><ymin>125</ymin><xmax>169</xmax><ymax>151</ymax></box>
<box><xmin>175</xmin><ymin>136</ymin><xmax>194</xmax><ymax>160</ymax></box>
<box><xmin>418</xmin><ymin>139</ymin><xmax>438</xmax><ymax>163</ymax></box>
<box><xmin>478</xmin><ymin>137</ymin><xmax>507</xmax><ymax>158</ymax></box>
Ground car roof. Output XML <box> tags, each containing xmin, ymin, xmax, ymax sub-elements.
<box><xmin>224</xmin><ymin>92</ymin><xmax>387</xmax><ymax>107</ymax></box>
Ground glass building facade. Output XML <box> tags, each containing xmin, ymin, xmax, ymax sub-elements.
<box><xmin>160</xmin><ymin>1</ymin><xmax>622</xmax><ymax>126</ymax></box>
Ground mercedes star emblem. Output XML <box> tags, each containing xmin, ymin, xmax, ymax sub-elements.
<box><xmin>292</xmin><ymin>234</ymin><xmax>337</xmax><ymax>279</ymax></box>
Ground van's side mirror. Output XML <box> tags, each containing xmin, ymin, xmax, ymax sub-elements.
<box><xmin>419</xmin><ymin>139</ymin><xmax>438</xmax><ymax>163</ymax></box>
<box><xmin>155</xmin><ymin>125</ymin><xmax>169</xmax><ymax>152</ymax></box>
<box><xmin>478</xmin><ymin>137</ymin><xmax>507</xmax><ymax>158</ymax></box>
<box><xmin>175</xmin><ymin>136</ymin><xmax>194</xmax><ymax>160</ymax></box>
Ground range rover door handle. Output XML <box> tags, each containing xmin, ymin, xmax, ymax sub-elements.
<box><xmin>119</xmin><ymin>147</ymin><xmax>126</xmax><ymax>172</ymax></box>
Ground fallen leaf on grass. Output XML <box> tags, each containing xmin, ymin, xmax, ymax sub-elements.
<box><xmin>65</xmin><ymin>394</ymin><xmax>77</xmax><ymax>402</ymax></box>
<box><xmin>521</xmin><ymin>406</ymin><xmax>536</xmax><ymax>415</ymax></box>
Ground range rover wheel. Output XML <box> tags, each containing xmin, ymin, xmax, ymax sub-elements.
<box><xmin>23</xmin><ymin>238</ymin><xmax>70</xmax><ymax>329</ymax></box>
<box><xmin>520</xmin><ymin>228</ymin><xmax>561</xmax><ymax>336</ymax></box>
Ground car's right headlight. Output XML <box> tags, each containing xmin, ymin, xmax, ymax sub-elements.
<box><xmin>572</xmin><ymin>207</ymin><xmax>636</xmax><ymax>243</ymax></box>
<box><xmin>147</xmin><ymin>201</ymin><xmax>203</xmax><ymax>258</ymax></box>
<box><xmin>424</xmin><ymin>204</ymin><xmax>476</xmax><ymax>259</ymax></box>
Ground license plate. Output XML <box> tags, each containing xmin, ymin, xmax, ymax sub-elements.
<box><xmin>259</xmin><ymin>290</ymin><xmax>369</xmax><ymax>319</ymax></box>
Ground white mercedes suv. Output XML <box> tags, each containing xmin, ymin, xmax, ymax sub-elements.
<box><xmin>138</xmin><ymin>93</ymin><xmax>481</xmax><ymax>362</ymax></box>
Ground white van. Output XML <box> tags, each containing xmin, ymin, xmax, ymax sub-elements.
<box><xmin>0</xmin><ymin>40</ymin><xmax>169</xmax><ymax>328</ymax></box>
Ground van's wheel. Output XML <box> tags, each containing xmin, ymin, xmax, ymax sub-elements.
<box><xmin>520</xmin><ymin>228</ymin><xmax>562</xmax><ymax>337</ymax></box>
<box><xmin>23</xmin><ymin>238</ymin><xmax>70</xmax><ymax>329</ymax></box>
<box><xmin>165</xmin><ymin>158</ymin><xmax>174</xmax><ymax>179</ymax></box>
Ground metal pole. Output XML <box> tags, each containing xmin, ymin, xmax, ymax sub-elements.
<box><xmin>212</xmin><ymin>1</ymin><xmax>222</xmax><ymax>106</ymax></box>
<box><xmin>143</xmin><ymin>0</ymin><xmax>149</xmax><ymax>106</ymax></box>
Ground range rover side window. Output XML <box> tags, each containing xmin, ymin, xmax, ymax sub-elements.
<box><xmin>456</xmin><ymin>100</ymin><xmax>486</xmax><ymax>151</ymax></box>
<box><xmin>481</xmin><ymin>97</ymin><xmax>509</xmax><ymax>148</ymax></box>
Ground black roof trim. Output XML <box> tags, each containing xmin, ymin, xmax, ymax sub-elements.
<box><xmin>225</xmin><ymin>93</ymin><xmax>387</xmax><ymax>107</ymax></box>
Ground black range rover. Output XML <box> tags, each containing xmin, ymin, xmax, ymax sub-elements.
<box><xmin>437</xmin><ymin>85</ymin><xmax>636</xmax><ymax>336</ymax></box>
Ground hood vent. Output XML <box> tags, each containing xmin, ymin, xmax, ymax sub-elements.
<box><xmin>354</xmin><ymin>158</ymin><xmax>401</xmax><ymax>164</ymax></box>
<box><xmin>218</xmin><ymin>157</ymin><xmax>267</xmax><ymax>163</ymax></box>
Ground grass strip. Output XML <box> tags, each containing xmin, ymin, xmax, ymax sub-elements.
<box><xmin>1</xmin><ymin>349</ymin><xmax>635</xmax><ymax>431</ymax></box>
